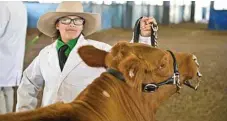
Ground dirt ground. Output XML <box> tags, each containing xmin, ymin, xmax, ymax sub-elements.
<box><xmin>24</xmin><ymin>23</ymin><xmax>227</xmax><ymax>121</ymax></box>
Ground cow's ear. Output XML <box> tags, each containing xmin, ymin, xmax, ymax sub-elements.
<box><xmin>118</xmin><ymin>55</ymin><xmax>142</xmax><ymax>87</ymax></box>
<box><xmin>78</xmin><ymin>45</ymin><xmax>108</xmax><ymax>68</ymax></box>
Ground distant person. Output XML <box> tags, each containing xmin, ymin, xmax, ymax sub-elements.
<box><xmin>0</xmin><ymin>1</ymin><xmax>27</xmax><ymax>114</ymax></box>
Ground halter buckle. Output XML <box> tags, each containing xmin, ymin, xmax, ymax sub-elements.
<box><xmin>173</xmin><ymin>72</ymin><xmax>181</xmax><ymax>89</ymax></box>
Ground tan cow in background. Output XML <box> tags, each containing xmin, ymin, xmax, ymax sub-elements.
<box><xmin>0</xmin><ymin>41</ymin><xmax>202</xmax><ymax>121</ymax></box>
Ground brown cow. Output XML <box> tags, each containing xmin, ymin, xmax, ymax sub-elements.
<box><xmin>0</xmin><ymin>41</ymin><xmax>202</xmax><ymax>121</ymax></box>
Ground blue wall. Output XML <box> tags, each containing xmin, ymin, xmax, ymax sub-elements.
<box><xmin>208</xmin><ymin>9</ymin><xmax>227</xmax><ymax>30</ymax></box>
<box><xmin>24</xmin><ymin>2</ymin><xmax>206</xmax><ymax>29</ymax></box>
<box><xmin>24</xmin><ymin>2</ymin><xmax>58</xmax><ymax>28</ymax></box>
<box><xmin>24</xmin><ymin>2</ymin><xmax>123</xmax><ymax>29</ymax></box>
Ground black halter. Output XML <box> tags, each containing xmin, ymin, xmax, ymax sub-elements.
<box><xmin>106</xmin><ymin>50</ymin><xmax>180</xmax><ymax>93</ymax></box>
<box><xmin>142</xmin><ymin>50</ymin><xmax>180</xmax><ymax>92</ymax></box>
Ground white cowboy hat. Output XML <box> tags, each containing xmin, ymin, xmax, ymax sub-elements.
<box><xmin>37</xmin><ymin>1</ymin><xmax>101</xmax><ymax>37</ymax></box>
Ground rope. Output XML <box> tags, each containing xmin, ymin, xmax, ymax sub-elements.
<box><xmin>133</xmin><ymin>17</ymin><xmax>158</xmax><ymax>47</ymax></box>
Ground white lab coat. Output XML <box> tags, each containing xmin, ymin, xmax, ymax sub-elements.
<box><xmin>16</xmin><ymin>34</ymin><xmax>151</xmax><ymax>111</ymax></box>
<box><xmin>0</xmin><ymin>2</ymin><xmax>27</xmax><ymax>87</ymax></box>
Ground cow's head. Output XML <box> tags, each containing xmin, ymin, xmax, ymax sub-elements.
<box><xmin>78</xmin><ymin>41</ymin><xmax>202</xmax><ymax>93</ymax></box>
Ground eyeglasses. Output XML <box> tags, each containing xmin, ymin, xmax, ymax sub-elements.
<box><xmin>58</xmin><ymin>17</ymin><xmax>85</xmax><ymax>25</ymax></box>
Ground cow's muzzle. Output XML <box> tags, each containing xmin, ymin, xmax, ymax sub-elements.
<box><xmin>184</xmin><ymin>71</ymin><xmax>202</xmax><ymax>90</ymax></box>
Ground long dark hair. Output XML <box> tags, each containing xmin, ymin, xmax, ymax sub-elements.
<box><xmin>52</xmin><ymin>30</ymin><xmax>60</xmax><ymax>40</ymax></box>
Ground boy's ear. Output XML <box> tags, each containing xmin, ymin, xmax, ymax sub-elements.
<box><xmin>78</xmin><ymin>45</ymin><xmax>108</xmax><ymax>68</ymax></box>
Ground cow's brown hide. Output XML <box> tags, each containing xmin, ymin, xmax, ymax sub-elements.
<box><xmin>0</xmin><ymin>42</ymin><xmax>201</xmax><ymax>121</ymax></box>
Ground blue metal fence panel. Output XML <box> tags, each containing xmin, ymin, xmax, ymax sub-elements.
<box><xmin>179</xmin><ymin>6</ymin><xmax>185</xmax><ymax>22</ymax></box>
<box><xmin>132</xmin><ymin>5</ymin><xmax>142</xmax><ymax>28</ymax></box>
<box><xmin>155</xmin><ymin>6</ymin><xmax>163</xmax><ymax>24</ymax></box>
<box><xmin>208</xmin><ymin>9</ymin><xmax>227</xmax><ymax>30</ymax></box>
<box><xmin>24</xmin><ymin>2</ymin><xmax>209</xmax><ymax>29</ymax></box>
<box><xmin>82</xmin><ymin>2</ymin><xmax>93</xmax><ymax>13</ymax></box>
<box><xmin>102</xmin><ymin>5</ymin><xmax>113</xmax><ymax>29</ymax></box>
<box><xmin>111</xmin><ymin>4</ymin><xmax>123</xmax><ymax>28</ymax></box>
<box><xmin>24</xmin><ymin>2</ymin><xmax>58</xmax><ymax>28</ymax></box>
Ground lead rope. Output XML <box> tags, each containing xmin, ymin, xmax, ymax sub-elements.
<box><xmin>133</xmin><ymin>17</ymin><xmax>158</xmax><ymax>47</ymax></box>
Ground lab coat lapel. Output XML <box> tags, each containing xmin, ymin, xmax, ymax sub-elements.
<box><xmin>47</xmin><ymin>41</ymin><xmax>61</xmax><ymax>75</ymax></box>
<box><xmin>59</xmin><ymin>35</ymin><xmax>88</xmax><ymax>81</ymax></box>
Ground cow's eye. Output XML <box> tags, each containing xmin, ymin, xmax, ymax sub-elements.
<box><xmin>159</xmin><ymin>64</ymin><xmax>165</xmax><ymax>69</ymax></box>
<box><xmin>155</xmin><ymin>63</ymin><xmax>169</xmax><ymax>76</ymax></box>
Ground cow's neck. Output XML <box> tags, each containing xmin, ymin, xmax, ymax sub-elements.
<box><xmin>74</xmin><ymin>72</ymin><xmax>154</xmax><ymax>121</ymax></box>
<box><xmin>144</xmin><ymin>85</ymin><xmax>177</xmax><ymax>113</ymax></box>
